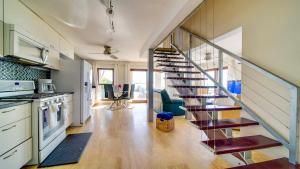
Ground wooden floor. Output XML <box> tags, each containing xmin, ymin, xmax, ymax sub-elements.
<box><xmin>23</xmin><ymin>104</ymin><xmax>270</xmax><ymax>169</ymax></box>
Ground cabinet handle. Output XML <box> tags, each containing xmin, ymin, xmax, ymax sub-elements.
<box><xmin>3</xmin><ymin>150</ymin><xmax>18</xmax><ymax>160</ymax></box>
<box><xmin>1</xmin><ymin>125</ymin><xmax>16</xmax><ymax>132</ymax></box>
<box><xmin>1</xmin><ymin>109</ymin><xmax>16</xmax><ymax>114</ymax></box>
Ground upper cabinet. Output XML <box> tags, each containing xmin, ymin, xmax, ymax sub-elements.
<box><xmin>0</xmin><ymin>0</ymin><xmax>4</xmax><ymax>57</ymax></box>
<box><xmin>4</xmin><ymin>0</ymin><xmax>46</xmax><ymax>45</ymax></box>
<box><xmin>59</xmin><ymin>36</ymin><xmax>74</xmax><ymax>60</ymax></box>
<box><xmin>3</xmin><ymin>0</ymin><xmax>74</xmax><ymax>68</ymax></box>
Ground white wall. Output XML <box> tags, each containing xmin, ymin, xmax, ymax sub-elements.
<box><xmin>88</xmin><ymin>60</ymin><xmax>147</xmax><ymax>85</ymax></box>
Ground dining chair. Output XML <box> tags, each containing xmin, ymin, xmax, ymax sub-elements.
<box><xmin>107</xmin><ymin>84</ymin><xmax>121</xmax><ymax>109</ymax></box>
<box><xmin>129</xmin><ymin>84</ymin><xmax>135</xmax><ymax>100</ymax></box>
<box><xmin>122</xmin><ymin>84</ymin><xmax>135</xmax><ymax>108</ymax></box>
<box><xmin>121</xmin><ymin>84</ymin><xmax>129</xmax><ymax>98</ymax></box>
<box><xmin>104</xmin><ymin>84</ymin><xmax>115</xmax><ymax>99</ymax></box>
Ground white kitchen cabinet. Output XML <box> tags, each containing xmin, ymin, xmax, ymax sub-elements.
<box><xmin>0</xmin><ymin>103</ymin><xmax>32</xmax><ymax>169</ymax></box>
<box><xmin>3</xmin><ymin>0</ymin><xmax>75</xmax><ymax>66</ymax></box>
<box><xmin>64</xmin><ymin>94</ymin><xmax>73</xmax><ymax>127</ymax></box>
<box><xmin>59</xmin><ymin>36</ymin><xmax>74</xmax><ymax>60</ymax></box>
<box><xmin>0</xmin><ymin>0</ymin><xmax>3</xmax><ymax>22</ymax></box>
<box><xmin>0</xmin><ymin>103</ymin><xmax>31</xmax><ymax>128</ymax></box>
<box><xmin>4</xmin><ymin>0</ymin><xmax>47</xmax><ymax>45</ymax></box>
<box><xmin>45</xmin><ymin>48</ymin><xmax>60</xmax><ymax>70</ymax></box>
<box><xmin>0</xmin><ymin>0</ymin><xmax>4</xmax><ymax>57</ymax></box>
<box><xmin>0</xmin><ymin>138</ymin><xmax>32</xmax><ymax>169</ymax></box>
<box><xmin>0</xmin><ymin>117</ymin><xmax>31</xmax><ymax>155</ymax></box>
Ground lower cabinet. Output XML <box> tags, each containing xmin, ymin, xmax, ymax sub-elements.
<box><xmin>0</xmin><ymin>138</ymin><xmax>32</xmax><ymax>169</ymax></box>
<box><xmin>64</xmin><ymin>94</ymin><xmax>73</xmax><ymax>128</ymax></box>
<box><xmin>0</xmin><ymin>117</ymin><xmax>31</xmax><ymax>155</ymax></box>
<box><xmin>0</xmin><ymin>103</ymin><xmax>32</xmax><ymax>169</ymax></box>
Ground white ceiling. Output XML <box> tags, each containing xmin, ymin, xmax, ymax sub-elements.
<box><xmin>21</xmin><ymin>0</ymin><xmax>202</xmax><ymax>62</ymax></box>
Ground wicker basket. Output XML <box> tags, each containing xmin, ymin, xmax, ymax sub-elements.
<box><xmin>156</xmin><ymin>117</ymin><xmax>174</xmax><ymax>132</ymax></box>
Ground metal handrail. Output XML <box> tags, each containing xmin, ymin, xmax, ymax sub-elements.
<box><xmin>171</xmin><ymin>42</ymin><xmax>290</xmax><ymax>146</ymax></box>
<box><xmin>171</xmin><ymin>27</ymin><xmax>300</xmax><ymax>164</ymax></box>
<box><xmin>180</xmin><ymin>26</ymin><xmax>298</xmax><ymax>89</ymax></box>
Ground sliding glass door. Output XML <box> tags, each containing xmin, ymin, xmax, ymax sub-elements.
<box><xmin>131</xmin><ymin>69</ymin><xmax>147</xmax><ymax>100</ymax></box>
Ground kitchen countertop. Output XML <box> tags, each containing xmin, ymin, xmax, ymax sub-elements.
<box><xmin>55</xmin><ymin>91</ymin><xmax>74</xmax><ymax>95</ymax></box>
<box><xmin>0</xmin><ymin>100</ymin><xmax>33</xmax><ymax>109</ymax></box>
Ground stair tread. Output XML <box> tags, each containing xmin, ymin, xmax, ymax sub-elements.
<box><xmin>227</xmin><ymin>158</ymin><xmax>299</xmax><ymax>169</ymax></box>
<box><xmin>178</xmin><ymin>94</ymin><xmax>228</xmax><ymax>99</ymax></box>
<box><xmin>184</xmin><ymin>104</ymin><xmax>242</xmax><ymax>111</ymax></box>
<box><xmin>166</xmin><ymin>77</ymin><xmax>208</xmax><ymax>80</ymax></box>
<box><xmin>154</xmin><ymin>52</ymin><xmax>180</xmax><ymax>55</ymax></box>
<box><xmin>154</xmin><ymin>56</ymin><xmax>183</xmax><ymax>59</ymax></box>
<box><xmin>203</xmin><ymin>135</ymin><xmax>282</xmax><ymax>155</ymax></box>
<box><xmin>155</xmin><ymin>48</ymin><xmax>177</xmax><ymax>53</ymax></box>
<box><xmin>169</xmin><ymin>85</ymin><xmax>217</xmax><ymax>88</ymax></box>
<box><xmin>190</xmin><ymin>118</ymin><xmax>258</xmax><ymax>130</ymax></box>
<box><xmin>160</xmin><ymin>70</ymin><xmax>200</xmax><ymax>74</ymax></box>
<box><xmin>156</xmin><ymin>60</ymin><xmax>189</xmax><ymax>63</ymax></box>
<box><xmin>157</xmin><ymin>64</ymin><xmax>194</xmax><ymax>68</ymax></box>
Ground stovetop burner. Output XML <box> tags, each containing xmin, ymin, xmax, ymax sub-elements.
<box><xmin>0</xmin><ymin>93</ymin><xmax>64</xmax><ymax>100</ymax></box>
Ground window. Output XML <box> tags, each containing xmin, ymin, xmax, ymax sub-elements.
<box><xmin>98</xmin><ymin>68</ymin><xmax>114</xmax><ymax>85</ymax></box>
<box><xmin>204</xmin><ymin>67</ymin><xmax>228</xmax><ymax>95</ymax></box>
<box><xmin>131</xmin><ymin>69</ymin><xmax>147</xmax><ymax>100</ymax></box>
<box><xmin>153</xmin><ymin>72</ymin><xmax>165</xmax><ymax>89</ymax></box>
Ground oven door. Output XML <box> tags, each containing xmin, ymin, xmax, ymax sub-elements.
<box><xmin>38</xmin><ymin>102</ymin><xmax>65</xmax><ymax>150</ymax></box>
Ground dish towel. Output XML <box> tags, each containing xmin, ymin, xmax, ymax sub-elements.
<box><xmin>49</xmin><ymin>103</ymin><xmax>59</xmax><ymax>128</ymax></box>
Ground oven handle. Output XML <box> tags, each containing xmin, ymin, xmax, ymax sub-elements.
<box><xmin>39</xmin><ymin>102</ymin><xmax>62</xmax><ymax>110</ymax></box>
<box><xmin>39</xmin><ymin>106</ymin><xmax>49</xmax><ymax>111</ymax></box>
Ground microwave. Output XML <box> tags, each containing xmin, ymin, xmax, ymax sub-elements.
<box><xmin>4</xmin><ymin>24</ymin><xmax>49</xmax><ymax>66</ymax></box>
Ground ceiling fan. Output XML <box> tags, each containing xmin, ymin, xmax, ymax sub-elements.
<box><xmin>89</xmin><ymin>45</ymin><xmax>119</xmax><ymax>59</ymax></box>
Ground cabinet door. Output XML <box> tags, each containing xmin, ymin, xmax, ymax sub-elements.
<box><xmin>0</xmin><ymin>0</ymin><xmax>3</xmax><ymax>57</ymax></box>
<box><xmin>59</xmin><ymin>36</ymin><xmax>74</xmax><ymax>60</ymax></box>
<box><xmin>45</xmin><ymin>48</ymin><xmax>60</xmax><ymax>70</ymax></box>
<box><xmin>0</xmin><ymin>117</ymin><xmax>31</xmax><ymax>155</ymax></box>
<box><xmin>0</xmin><ymin>138</ymin><xmax>32</xmax><ymax>169</ymax></box>
<box><xmin>4</xmin><ymin>0</ymin><xmax>45</xmax><ymax>44</ymax></box>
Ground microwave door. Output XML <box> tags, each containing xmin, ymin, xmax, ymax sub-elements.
<box><xmin>10</xmin><ymin>29</ymin><xmax>48</xmax><ymax>64</ymax></box>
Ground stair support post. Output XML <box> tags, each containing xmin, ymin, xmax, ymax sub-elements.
<box><xmin>218</xmin><ymin>50</ymin><xmax>223</xmax><ymax>95</ymax></box>
<box><xmin>147</xmin><ymin>48</ymin><xmax>154</xmax><ymax>122</ymax></box>
<box><xmin>289</xmin><ymin>87</ymin><xmax>299</xmax><ymax>164</ymax></box>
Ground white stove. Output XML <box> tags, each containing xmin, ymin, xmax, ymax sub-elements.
<box><xmin>0</xmin><ymin>80</ymin><xmax>66</xmax><ymax>165</ymax></box>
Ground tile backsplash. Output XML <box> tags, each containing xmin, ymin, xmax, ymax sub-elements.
<box><xmin>0</xmin><ymin>59</ymin><xmax>50</xmax><ymax>85</ymax></box>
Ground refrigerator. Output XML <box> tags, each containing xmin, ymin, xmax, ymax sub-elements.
<box><xmin>51</xmin><ymin>57</ymin><xmax>92</xmax><ymax>126</ymax></box>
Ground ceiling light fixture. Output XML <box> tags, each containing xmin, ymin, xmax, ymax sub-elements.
<box><xmin>100</xmin><ymin>0</ymin><xmax>115</xmax><ymax>33</ymax></box>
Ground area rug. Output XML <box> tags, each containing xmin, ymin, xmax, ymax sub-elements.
<box><xmin>38</xmin><ymin>132</ymin><xmax>92</xmax><ymax>168</ymax></box>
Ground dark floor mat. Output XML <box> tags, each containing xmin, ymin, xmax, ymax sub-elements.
<box><xmin>39</xmin><ymin>132</ymin><xmax>92</xmax><ymax>168</ymax></box>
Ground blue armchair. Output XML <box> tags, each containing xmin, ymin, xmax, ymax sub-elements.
<box><xmin>160</xmin><ymin>89</ymin><xmax>185</xmax><ymax>116</ymax></box>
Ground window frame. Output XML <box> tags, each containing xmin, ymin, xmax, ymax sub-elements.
<box><xmin>98</xmin><ymin>68</ymin><xmax>114</xmax><ymax>85</ymax></box>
